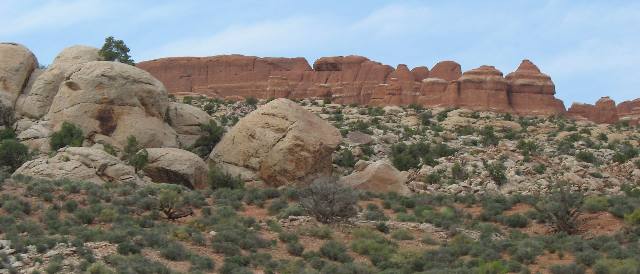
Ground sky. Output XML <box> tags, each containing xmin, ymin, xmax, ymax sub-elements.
<box><xmin>2</xmin><ymin>0</ymin><xmax>639</xmax><ymax>105</ymax></box>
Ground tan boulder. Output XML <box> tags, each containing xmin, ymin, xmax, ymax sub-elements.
<box><xmin>16</xmin><ymin>45</ymin><xmax>101</xmax><ymax>118</ymax></box>
<box><xmin>0</xmin><ymin>43</ymin><xmax>38</xmax><ymax>108</ymax></box>
<box><xmin>143</xmin><ymin>148</ymin><xmax>209</xmax><ymax>189</ymax></box>
<box><xmin>47</xmin><ymin>61</ymin><xmax>178</xmax><ymax>148</ymax></box>
<box><xmin>209</xmin><ymin>98</ymin><xmax>341</xmax><ymax>186</ymax></box>
<box><xmin>14</xmin><ymin>147</ymin><xmax>143</xmax><ymax>184</ymax></box>
<box><xmin>166</xmin><ymin>102</ymin><xmax>211</xmax><ymax>147</ymax></box>
<box><xmin>340</xmin><ymin>160</ymin><xmax>410</xmax><ymax>195</ymax></box>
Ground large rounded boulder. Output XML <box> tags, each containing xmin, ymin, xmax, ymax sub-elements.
<box><xmin>14</xmin><ymin>147</ymin><xmax>143</xmax><ymax>184</ymax></box>
<box><xmin>209</xmin><ymin>98</ymin><xmax>341</xmax><ymax>186</ymax></box>
<box><xmin>47</xmin><ymin>61</ymin><xmax>178</xmax><ymax>148</ymax></box>
<box><xmin>16</xmin><ymin>45</ymin><xmax>101</xmax><ymax>118</ymax></box>
<box><xmin>0</xmin><ymin>43</ymin><xmax>38</xmax><ymax>109</ymax></box>
<box><xmin>166</xmin><ymin>102</ymin><xmax>212</xmax><ymax>147</ymax></box>
<box><xmin>143</xmin><ymin>148</ymin><xmax>209</xmax><ymax>189</ymax></box>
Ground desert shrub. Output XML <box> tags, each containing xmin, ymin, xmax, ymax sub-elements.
<box><xmin>190</xmin><ymin>255</ymin><xmax>215</xmax><ymax>272</ymax></box>
<box><xmin>99</xmin><ymin>36</ymin><xmax>134</xmax><ymax>65</ymax></box>
<box><xmin>277</xmin><ymin>204</ymin><xmax>305</xmax><ymax>219</ymax></box>
<box><xmin>624</xmin><ymin>208</ymin><xmax>640</xmax><ymax>225</ymax></box>
<box><xmin>122</xmin><ymin>135</ymin><xmax>142</xmax><ymax>162</ymax></box>
<box><xmin>208</xmin><ymin>166</ymin><xmax>243</xmax><ymax>189</ymax></box>
<box><xmin>298</xmin><ymin>225</ymin><xmax>333</xmax><ymax>239</ymax></box>
<box><xmin>612</xmin><ymin>142</ymin><xmax>639</xmax><ymax>163</ymax></box>
<box><xmin>593</xmin><ymin>258</ymin><xmax>640</xmax><ymax>274</ymax></box>
<box><xmin>499</xmin><ymin>214</ymin><xmax>529</xmax><ymax>228</ymax></box>
<box><xmin>320</xmin><ymin>240</ymin><xmax>352</xmax><ymax>263</ymax></box>
<box><xmin>129</xmin><ymin>149</ymin><xmax>148</xmax><ymax>172</ymax></box>
<box><xmin>286</xmin><ymin>242</ymin><xmax>305</xmax><ymax>256</ymax></box>
<box><xmin>299</xmin><ymin>176</ymin><xmax>358</xmax><ymax>223</ymax></box>
<box><xmin>190</xmin><ymin>120</ymin><xmax>225</xmax><ymax>158</ymax></box>
<box><xmin>0</xmin><ymin>127</ymin><xmax>16</xmax><ymax>140</ymax></box>
<box><xmin>390</xmin><ymin>229</ymin><xmax>414</xmax><ymax>240</ymax></box>
<box><xmin>517</xmin><ymin>140</ymin><xmax>539</xmax><ymax>156</ymax></box>
<box><xmin>451</xmin><ymin>162</ymin><xmax>467</xmax><ymax>180</ymax></box>
<box><xmin>533</xmin><ymin>163</ymin><xmax>546</xmax><ymax>174</ymax></box>
<box><xmin>549</xmin><ymin>263</ymin><xmax>585</xmax><ymax>274</ymax></box>
<box><xmin>117</xmin><ymin>241</ymin><xmax>141</xmax><ymax>255</ymax></box>
<box><xmin>105</xmin><ymin>254</ymin><xmax>171</xmax><ymax>274</ymax></box>
<box><xmin>0</xmin><ymin>104</ymin><xmax>15</xmax><ymax>127</ymax></box>
<box><xmin>50</xmin><ymin>121</ymin><xmax>83</xmax><ymax>150</ymax></box>
<box><xmin>575</xmin><ymin>249</ymin><xmax>600</xmax><ymax>267</ymax></box>
<box><xmin>267</xmin><ymin>197</ymin><xmax>288</xmax><ymax>215</ymax></box>
<box><xmin>583</xmin><ymin>196</ymin><xmax>609</xmax><ymax>213</ymax></box>
<box><xmin>480</xmin><ymin>126</ymin><xmax>499</xmax><ymax>147</ymax></box>
<box><xmin>509</xmin><ymin>238</ymin><xmax>543</xmax><ymax>264</ymax></box>
<box><xmin>364</xmin><ymin>204</ymin><xmax>388</xmax><ymax>221</ymax></box>
<box><xmin>0</xmin><ymin>139</ymin><xmax>30</xmax><ymax>172</ymax></box>
<box><xmin>278</xmin><ymin>231</ymin><xmax>299</xmax><ymax>243</ymax></box>
<box><xmin>476</xmin><ymin>260</ymin><xmax>508</xmax><ymax>274</ymax></box>
<box><xmin>157</xmin><ymin>187</ymin><xmax>189</xmax><ymax>220</ymax></box>
<box><xmin>335</xmin><ymin>149</ymin><xmax>356</xmax><ymax>168</ymax></box>
<box><xmin>534</xmin><ymin>183</ymin><xmax>584</xmax><ymax>234</ymax></box>
<box><xmin>244</xmin><ymin>96</ymin><xmax>258</xmax><ymax>106</ymax></box>
<box><xmin>575</xmin><ymin>151</ymin><xmax>597</xmax><ymax>164</ymax></box>
<box><xmin>159</xmin><ymin>241</ymin><xmax>189</xmax><ymax>261</ymax></box>
<box><xmin>484</xmin><ymin>160</ymin><xmax>507</xmax><ymax>185</ymax></box>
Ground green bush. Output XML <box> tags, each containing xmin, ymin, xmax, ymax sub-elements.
<box><xmin>335</xmin><ymin>149</ymin><xmax>356</xmax><ymax>168</ymax></box>
<box><xmin>584</xmin><ymin>196</ymin><xmax>609</xmax><ymax>213</ymax></box>
<box><xmin>484</xmin><ymin>160</ymin><xmax>507</xmax><ymax>185</ymax></box>
<box><xmin>549</xmin><ymin>263</ymin><xmax>585</xmax><ymax>274</ymax></box>
<box><xmin>0</xmin><ymin>139</ymin><xmax>30</xmax><ymax>172</ymax></box>
<box><xmin>286</xmin><ymin>242</ymin><xmax>305</xmax><ymax>256</ymax></box>
<box><xmin>575</xmin><ymin>151</ymin><xmax>597</xmax><ymax>164</ymax></box>
<box><xmin>208</xmin><ymin>166</ymin><xmax>243</xmax><ymax>189</ymax></box>
<box><xmin>319</xmin><ymin>240</ymin><xmax>352</xmax><ymax>263</ymax></box>
<box><xmin>534</xmin><ymin>183</ymin><xmax>584</xmax><ymax>234</ymax></box>
<box><xmin>299</xmin><ymin>176</ymin><xmax>358</xmax><ymax>223</ymax></box>
<box><xmin>390</xmin><ymin>229</ymin><xmax>414</xmax><ymax>240</ymax></box>
<box><xmin>593</xmin><ymin>258</ymin><xmax>640</xmax><ymax>274</ymax></box>
<box><xmin>191</xmin><ymin>120</ymin><xmax>225</xmax><ymax>158</ymax></box>
<box><xmin>500</xmin><ymin>214</ymin><xmax>529</xmax><ymax>228</ymax></box>
<box><xmin>624</xmin><ymin>209</ymin><xmax>640</xmax><ymax>225</ymax></box>
<box><xmin>480</xmin><ymin>126</ymin><xmax>499</xmax><ymax>147</ymax></box>
<box><xmin>129</xmin><ymin>149</ymin><xmax>148</xmax><ymax>172</ymax></box>
<box><xmin>99</xmin><ymin>36</ymin><xmax>134</xmax><ymax>65</ymax></box>
<box><xmin>117</xmin><ymin>241</ymin><xmax>141</xmax><ymax>255</ymax></box>
<box><xmin>50</xmin><ymin>121</ymin><xmax>84</xmax><ymax>150</ymax></box>
<box><xmin>533</xmin><ymin>163</ymin><xmax>546</xmax><ymax>174</ymax></box>
<box><xmin>160</xmin><ymin>242</ymin><xmax>189</xmax><ymax>261</ymax></box>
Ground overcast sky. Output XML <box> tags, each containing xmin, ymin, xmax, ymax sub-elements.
<box><xmin>2</xmin><ymin>0</ymin><xmax>639</xmax><ymax>104</ymax></box>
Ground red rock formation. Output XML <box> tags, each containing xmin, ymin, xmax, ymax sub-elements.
<box><xmin>138</xmin><ymin>56</ymin><xmax>569</xmax><ymax>118</ymax></box>
<box><xmin>617</xmin><ymin>99</ymin><xmax>640</xmax><ymax>125</ymax></box>
<box><xmin>568</xmin><ymin>97</ymin><xmax>619</xmax><ymax>124</ymax></box>
<box><xmin>506</xmin><ymin>60</ymin><xmax>565</xmax><ymax>115</ymax></box>
<box><xmin>430</xmin><ymin>61</ymin><xmax>462</xmax><ymax>81</ymax></box>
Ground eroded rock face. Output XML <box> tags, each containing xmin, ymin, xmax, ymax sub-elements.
<box><xmin>143</xmin><ymin>148</ymin><xmax>208</xmax><ymax>189</ymax></box>
<box><xmin>568</xmin><ymin>97</ymin><xmax>619</xmax><ymax>124</ymax></box>
<box><xmin>340</xmin><ymin>160</ymin><xmax>410</xmax><ymax>195</ymax></box>
<box><xmin>138</xmin><ymin>56</ymin><xmax>567</xmax><ymax>117</ymax></box>
<box><xmin>16</xmin><ymin>45</ymin><xmax>101</xmax><ymax>118</ymax></box>
<box><xmin>617</xmin><ymin>98</ymin><xmax>640</xmax><ymax>126</ymax></box>
<box><xmin>0</xmin><ymin>43</ymin><xmax>38</xmax><ymax>108</ymax></box>
<box><xmin>209</xmin><ymin>98</ymin><xmax>341</xmax><ymax>186</ymax></box>
<box><xmin>14</xmin><ymin>147</ymin><xmax>143</xmax><ymax>184</ymax></box>
<box><xmin>47</xmin><ymin>61</ymin><xmax>178</xmax><ymax>148</ymax></box>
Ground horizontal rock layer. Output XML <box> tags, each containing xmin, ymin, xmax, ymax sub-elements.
<box><xmin>137</xmin><ymin>56</ymin><xmax>566</xmax><ymax>116</ymax></box>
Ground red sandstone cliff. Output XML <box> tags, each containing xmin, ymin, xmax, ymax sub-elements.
<box><xmin>568</xmin><ymin>97</ymin><xmax>640</xmax><ymax>125</ymax></box>
<box><xmin>137</xmin><ymin>55</ymin><xmax>569</xmax><ymax>117</ymax></box>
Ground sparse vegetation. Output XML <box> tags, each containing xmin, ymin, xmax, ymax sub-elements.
<box><xmin>98</xmin><ymin>36</ymin><xmax>135</xmax><ymax>65</ymax></box>
<box><xmin>50</xmin><ymin>121</ymin><xmax>84</xmax><ymax>150</ymax></box>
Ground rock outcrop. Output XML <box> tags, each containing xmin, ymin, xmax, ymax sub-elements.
<box><xmin>209</xmin><ymin>98</ymin><xmax>341</xmax><ymax>186</ymax></box>
<box><xmin>568</xmin><ymin>97</ymin><xmax>619</xmax><ymax>124</ymax></box>
<box><xmin>0</xmin><ymin>43</ymin><xmax>38</xmax><ymax>109</ymax></box>
<box><xmin>47</xmin><ymin>61</ymin><xmax>179</xmax><ymax>148</ymax></box>
<box><xmin>138</xmin><ymin>56</ymin><xmax>566</xmax><ymax>116</ymax></box>
<box><xmin>340</xmin><ymin>160</ymin><xmax>410</xmax><ymax>195</ymax></box>
<box><xmin>143</xmin><ymin>148</ymin><xmax>208</xmax><ymax>189</ymax></box>
<box><xmin>14</xmin><ymin>147</ymin><xmax>143</xmax><ymax>184</ymax></box>
<box><xmin>16</xmin><ymin>45</ymin><xmax>101</xmax><ymax>118</ymax></box>
<box><xmin>617</xmin><ymin>98</ymin><xmax>640</xmax><ymax>126</ymax></box>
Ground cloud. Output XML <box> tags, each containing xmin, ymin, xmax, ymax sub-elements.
<box><xmin>0</xmin><ymin>0</ymin><xmax>110</xmax><ymax>36</ymax></box>
<box><xmin>142</xmin><ymin>16</ymin><xmax>339</xmax><ymax>60</ymax></box>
